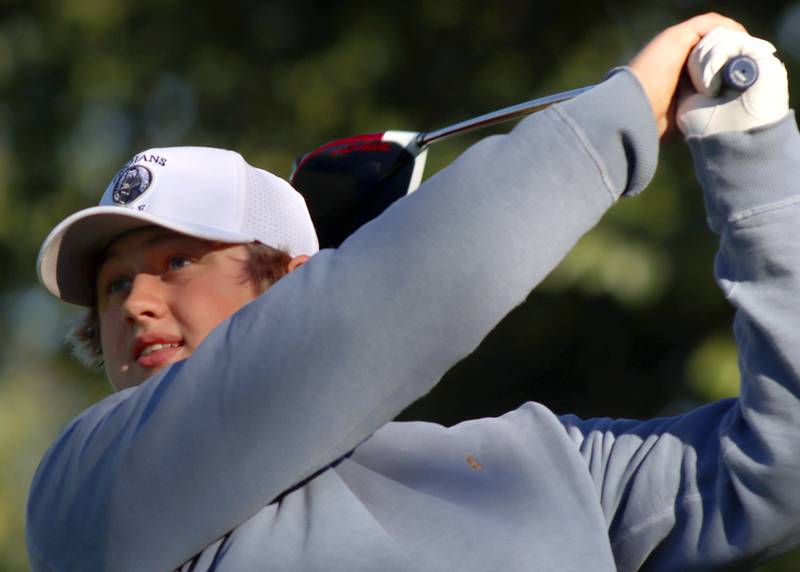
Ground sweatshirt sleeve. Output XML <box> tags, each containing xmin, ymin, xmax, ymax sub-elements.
<box><xmin>26</xmin><ymin>69</ymin><xmax>658</xmax><ymax>572</ymax></box>
<box><xmin>560</xmin><ymin>113</ymin><xmax>800</xmax><ymax>571</ymax></box>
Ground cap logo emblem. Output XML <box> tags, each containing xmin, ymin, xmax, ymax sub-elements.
<box><xmin>112</xmin><ymin>165</ymin><xmax>152</xmax><ymax>205</ymax></box>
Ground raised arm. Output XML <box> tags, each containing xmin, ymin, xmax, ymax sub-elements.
<box><xmin>561</xmin><ymin>28</ymin><xmax>800</xmax><ymax>570</ymax></box>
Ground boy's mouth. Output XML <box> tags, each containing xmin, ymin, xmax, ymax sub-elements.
<box><xmin>132</xmin><ymin>336</ymin><xmax>185</xmax><ymax>368</ymax></box>
<box><xmin>136</xmin><ymin>342</ymin><xmax>185</xmax><ymax>369</ymax></box>
<box><xmin>140</xmin><ymin>342</ymin><xmax>181</xmax><ymax>358</ymax></box>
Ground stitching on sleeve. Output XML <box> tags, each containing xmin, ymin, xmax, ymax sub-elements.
<box><xmin>610</xmin><ymin>491</ymin><xmax>703</xmax><ymax>549</ymax></box>
<box><xmin>552</xmin><ymin>106</ymin><xmax>618</xmax><ymax>204</ymax></box>
<box><xmin>727</xmin><ymin>195</ymin><xmax>800</xmax><ymax>225</ymax></box>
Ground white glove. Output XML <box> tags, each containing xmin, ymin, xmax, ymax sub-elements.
<box><xmin>677</xmin><ymin>27</ymin><xmax>789</xmax><ymax>137</ymax></box>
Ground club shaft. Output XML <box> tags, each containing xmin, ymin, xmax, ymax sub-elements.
<box><xmin>417</xmin><ymin>85</ymin><xmax>594</xmax><ymax>148</ymax></box>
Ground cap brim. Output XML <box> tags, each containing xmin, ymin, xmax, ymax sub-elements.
<box><xmin>37</xmin><ymin>206</ymin><xmax>253</xmax><ymax>306</ymax></box>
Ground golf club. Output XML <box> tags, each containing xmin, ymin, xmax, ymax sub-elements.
<box><xmin>291</xmin><ymin>56</ymin><xmax>758</xmax><ymax>249</ymax></box>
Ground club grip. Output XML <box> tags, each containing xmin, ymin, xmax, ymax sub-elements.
<box><xmin>721</xmin><ymin>55</ymin><xmax>759</xmax><ymax>91</ymax></box>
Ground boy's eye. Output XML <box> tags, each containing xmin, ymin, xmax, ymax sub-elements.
<box><xmin>167</xmin><ymin>256</ymin><xmax>193</xmax><ymax>271</ymax></box>
<box><xmin>107</xmin><ymin>277</ymin><xmax>132</xmax><ymax>295</ymax></box>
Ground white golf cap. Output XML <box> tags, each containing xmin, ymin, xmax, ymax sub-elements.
<box><xmin>37</xmin><ymin>146</ymin><xmax>319</xmax><ymax>306</ymax></box>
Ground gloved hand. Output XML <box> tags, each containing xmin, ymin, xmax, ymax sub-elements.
<box><xmin>677</xmin><ymin>26</ymin><xmax>789</xmax><ymax>137</ymax></box>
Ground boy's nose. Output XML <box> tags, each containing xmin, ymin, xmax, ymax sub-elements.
<box><xmin>122</xmin><ymin>273</ymin><xmax>168</xmax><ymax>323</ymax></box>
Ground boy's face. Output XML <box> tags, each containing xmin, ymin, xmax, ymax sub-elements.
<box><xmin>95</xmin><ymin>227</ymin><xmax>261</xmax><ymax>391</ymax></box>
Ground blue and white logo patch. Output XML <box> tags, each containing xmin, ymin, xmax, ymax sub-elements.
<box><xmin>112</xmin><ymin>165</ymin><xmax>152</xmax><ymax>205</ymax></box>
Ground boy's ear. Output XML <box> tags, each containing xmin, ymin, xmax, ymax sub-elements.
<box><xmin>287</xmin><ymin>255</ymin><xmax>310</xmax><ymax>273</ymax></box>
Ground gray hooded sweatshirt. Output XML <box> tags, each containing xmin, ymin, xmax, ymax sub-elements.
<box><xmin>27</xmin><ymin>69</ymin><xmax>800</xmax><ymax>571</ymax></box>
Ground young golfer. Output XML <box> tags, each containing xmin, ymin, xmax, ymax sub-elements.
<box><xmin>27</xmin><ymin>13</ymin><xmax>800</xmax><ymax>571</ymax></box>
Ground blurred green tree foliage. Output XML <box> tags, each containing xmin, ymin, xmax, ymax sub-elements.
<box><xmin>2</xmin><ymin>0</ymin><xmax>800</xmax><ymax>569</ymax></box>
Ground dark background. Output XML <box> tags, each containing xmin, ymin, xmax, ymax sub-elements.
<box><xmin>2</xmin><ymin>1</ymin><xmax>799</xmax><ymax>569</ymax></box>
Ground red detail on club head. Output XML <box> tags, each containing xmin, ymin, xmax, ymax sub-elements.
<box><xmin>331</xmin><ymin>141</ymin><xmax>392</xmax><ymax>157</ymax></box>
<box><xmin>291</xmin><ymin>133</ymin><xmax>386</xmax><ymax>182</ymax></box>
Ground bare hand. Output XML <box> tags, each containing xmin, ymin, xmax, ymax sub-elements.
<box><xmin>628</xmin><ymin>13</ymin><xmax>747</xmax><ymax>137</ymax></box>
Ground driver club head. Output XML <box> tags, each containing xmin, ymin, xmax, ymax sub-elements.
<box><xmin>290</xmin><ymin>131</ymin><xmax>427</xmax><ymax>249</ymax></box>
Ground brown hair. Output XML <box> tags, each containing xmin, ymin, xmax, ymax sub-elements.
<box><xmin>68</xmin><ymin>241</ymin><xmax>292</xmax><ymax>369</ymax></box>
